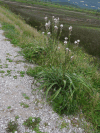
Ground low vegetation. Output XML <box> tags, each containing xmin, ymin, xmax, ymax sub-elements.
<box><xmin>0</xmin><ymin>4</ymin><xmax>100</xmax><ymax>133</ymax></box>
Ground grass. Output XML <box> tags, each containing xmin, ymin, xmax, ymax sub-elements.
<box><xmin>0</xmin><ymin>70</ymin><xmax>5</xmax><ymax>73</ymax></box>
<box><xmin>20</xmin><ymin>102</ymin><xmax>29</xmax><ymax>108</ymax></box>
<box><xmin>22</xmin><ymin>93</ymin><xmax>30</xmax><ymax>100</ymax></box>
<box><xmin>6</xmin><ymin>120</ymin><xmax>19</xmax><ymax>133</ymax></box>
<box><xmin>0</xmin><ymin>5</ymin><xmax>100</xmax><ymax>132</ymax></box>
<box><xmin>23</xmin><ymin>116</ymin><xmax>43</xmax><ymax>133</ymax></box>
<box><xmin>2</xmin><ymin>0</ymin><xmax>100</xmax><ymax>58</ymax></box>
<box><xmin>7</xmin><ymin>106</ymin><xmax>11</xmax><ymax>109</ymax></box>
<box><xmin>6</xmin><ymin>58</ymin><xmax>13</xmax><ymax>62</ymax></box>
<box><xmin>20</xmin><ymin>71</ymin><xmax>25</xmax><ymax>77</ymax></box>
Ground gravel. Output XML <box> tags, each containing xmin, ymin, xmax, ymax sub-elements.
<box><xmin>0</xmin><ymin>26</ymin><xmax>88</xmax><ymax>133</ymax></box>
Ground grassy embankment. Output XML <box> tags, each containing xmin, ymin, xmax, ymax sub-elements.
<box><xmin>2</xmin><ymin>0</ymin><xmax>100</xmax><ymax>58</ymax></box>
<box><xmin>0</xmin><ymin>4</ymin><xmax>100</xmax><ymax>132</ymax></box>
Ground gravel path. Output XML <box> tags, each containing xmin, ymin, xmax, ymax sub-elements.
<box><xmin>0</xmin><ymin>25</ymin><xmax>86</xmax><ymax>133</ymax></box>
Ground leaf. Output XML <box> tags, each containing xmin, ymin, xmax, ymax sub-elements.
<box><xmin>63</xmin><ymin>80</ymin><xmax>66</xmax><ymax>89</ymax></box>
<box><xmin>51</xmin><ymin>87</ymin><xmax>62</xmax><ymax>101</ymax></box>
<box><xmin>46</xmin><ymin>82</ymin><xmax>57</xmax><ymax>99</ymax></box>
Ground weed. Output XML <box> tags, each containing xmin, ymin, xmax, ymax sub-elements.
<box><xmin>15</xmin><ymin>115</ymin><xmax>19</xmax><ymax>121</ymax></box>
<box><xmin>20</xmin><ymin>102</ymin><xmax>29</xmax><ymax>108</ymax></box>
<box><xmin>4</xmin><ymin>64</ymin><xmax>8</xmax><ymax>68</ymax></box>
<box><xmin>23</xmin><ymin>117</ymin><xmax>42</xmax><ymax>132</ymax></box>
<box><xmin>7</xmin><ymin>106</ymin><xmax>11</xmax><ymax>109</ymax></box>
<box><xmin>61</xmin><ymin>121</ymin><xmax>69</xmax><ymax>129</ymax></box>
<box><xmin>0</xmin><ymin>70</ymin><xmax>5</xmax><ymax>73</ymax></box>
<box><xmin>44</xmin><ymin>122</ymin><xmax>48</xmax><ymax>127</ymax></box>
<box><xmin>6</xmin><ymin>58</ymin><xmax>13</xmax><ymax>62</ymax></box>
<box><xmin>0</xmin><ymin>65</ymin><xmax>2</xmax><ymax>68</ymax></box>
<box><xmin>5</xmin><ymin>70</ymin><xmax>12</xmax><ymax>76</ymax></box>
<box><xmin>20</xmin><ymin>71</ymin><xmax>25</xmax><ymax>77</ymax></box>
<box><xmin>6</xmin><ymin>120</ymin><xmax>18</xmax><ymax>133</ymax></box>
<box><xmin>13</xmin><ymin>75</ymin><xmax>17</xmax><ymax>79</ymax></box>
<box><xmin>22</xmin><ymin>93</ymin><xmax>30</xmax><ymax>100</ymax></box>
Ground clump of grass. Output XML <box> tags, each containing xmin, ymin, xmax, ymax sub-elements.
<box><xmin>13</xmin><ymin>75</ymin><xmax>17</xmax><ymax>79</ymax></box>
<box><xmin>23</xmin><ymin>117</ymin><xmax>41</xmax><ymax>132</ymax></box>
<box><xmin>30</xmin><ymin>66</ymin><xmax>94</xmax><ymax>115</ymax></box>
<box><xmin>7</xmin><ymin>106</ymin><xmax>11</xmax><ymax>109</ymax></box>
<box><xmin>0</xmin><ymin>70</ymin><xmax>5</xmax><ymax>73</ymax></box>
<box><xmin>15</xmin><ymin>115</ymin><xmax>19</xmax><ymax>121</ymax></box>
<box><xmin>20</xmin><ymin>102</ymin><xmax>29</xmax><ymax>108</ymax></box>
<box><xmin>5</xmin><ymin>70</ymin><xmax>12</xmax><ymax>76</ymax></box>
<box><xmin>22</xmin><ymin>93</ymin><xmax>30</xmax><ymax>100</ymax></box>
<box><xmin>6</xmin><ymin>120</ymin><xmax>18</xmax><ymax>133</ymax></box>
<box><xmin>61</xmin><ymin>121</ymin><xmax>69</xmax><ymax>129</ymax></box>
<box><xmin>6</xmin><ymin>58</ymin><xmax>13</xmax><ymax>62</ymax></box>
<box><xmin>0</xmin><ymin>65</ymin><xmax>2</xmax><ymax>68</ymax></box>
<box><xmin>20</xmin><ymin>71</ymin><xmax>25</xmax><ymax>77</ymax></box>
<box><xmin>4</xmin><ymin>64</ymin><xmax>8</xmax><ymax>68</ymax></box>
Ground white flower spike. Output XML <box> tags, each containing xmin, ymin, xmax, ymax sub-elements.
<box><xmin>74</xmin><ymin>41</ymin><xmax>77</xmax><ymax>44</ymax></box>
<box><xmin>64</xmin><ymin>41</ymin><xmax>67</xmax><ymax>45</ymax></box>
<box><xmin>77</xmin><ymin>40</ymin><xmax>80</xmax><ymax>43</ymax></box>
<box><xmin>60</xmin><ymin>24</ymin><xmax>63</xmax><ymax>28</ymax></box>
<box><xmin>65</xmin><ymin>37</ymin><xmax>68</xmax><ymax>40</ymax></box>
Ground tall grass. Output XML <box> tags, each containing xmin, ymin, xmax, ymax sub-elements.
<box><xmin>0</xmin><ymin>5</ymin><xmax>100</xmax><ymax>132</ymax></box>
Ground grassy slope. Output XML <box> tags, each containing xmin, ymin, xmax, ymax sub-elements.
<box><xmin>0</xmin><ymin>3</ymin><xmax>100</xmax><ymax>132</ymax></box>
<box><xmin>1</xmin><ymin>0</ymin><xmax>100</xmax><ymax>58</ymax></box>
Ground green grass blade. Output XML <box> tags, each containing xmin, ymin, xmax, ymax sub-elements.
<box><xmin>46</xmin><ymin>82</ymin><xmax>57</xmax><ymax>99</ymax></box>
<box><xmin>51</xmin><ymin>87</ymin><xmax>62</xmax><ymax>101</ymax></box>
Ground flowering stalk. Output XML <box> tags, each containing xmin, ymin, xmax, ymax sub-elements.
<box><xmin>68</xmin><ymin>26</ymin><xmax>72</xmax><ymax>44</ymax></box>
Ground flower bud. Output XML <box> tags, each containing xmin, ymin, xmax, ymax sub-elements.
<box><xmin>60</xmin><ymin>24</ymin><xmax>63</xmax><ymax>28</ymax></box>
<box><xmin>77</xmin><ymin>40</ymin><xmax>80</xmax><ymax>43</ymax></box>
<box><xmin>69</xmin><ymin>26</ymin><xmax>72</xmax><ymax>31</ymax></box>
<box><xmin>74</xmin><ymin>41</ymin><xmax>77</xmax><ymax>44</ymax></box>
<box><xmin>65</xmin><ymin>37</ymin><xmax>68</xmax><ymax>40</ymax></box>
<box><xmin>64</xmin><ymin>41</ymin><xmax>67</xmax><ymax>45</ymax></box>
<box><xmin>71</xmin><ymin>56</ymin><xmax>74</xmax><ymax>61</ymax></box>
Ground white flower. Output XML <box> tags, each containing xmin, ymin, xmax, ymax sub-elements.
<box><xmin>52</xmin><ymin>16</ymin><xmax>55</xmax><ymax>19</ymax></box>
<box><xmin>77</xmin><ymin>40</ymin><xmax>80</xmax><ymax>43</ymax></box>
<box><xmin>54</xmin><ymin>18</ymin><xmax>59</xmax><ymax>25</ymax></box>
<box><xmin>65</xmin><ymin>37</ymin><xmax>68</xmax><ymax>40</ymax></box>
<box><xmin>58</xmin><ymin>17</ymin><xmax>59</xmax><ymax>21</ymax></box>
<box><xmin>47</xmin><ymin>32</ymin><xmax>51</xmax><ymax>36</ymax></box>
<box><xmin>42</xmin><ymin>32</ymin><xmax>45</xmax><ymax>35</ymax></box>
<box><xmin>44</xmin><ymin>16</ymin><xmax>48</xmax><ymax>21</ymax></box>
<box><xmin>71</xmin><ymin>56</ymin><xmax>74</xmax><ymax>61</ymax></box>
<box><xmin>14</xmin><ymin>131</ymin><xmax>18</xmax><ymax>133</ymax></box>
<box><xmin>69</xmin><ymin>26</ymin><xmax>72</xmax><ymax>31</ymax></box>
<box><xmin>60</xmin><ymin>24</ymin><xmax>63</xmax><ymax>28</ymax></box>
<box><xmin>45</xmin><ymin>23</ymin><xmax>48</xmax><ymax>27</ymax></box>
<box><xmin>74</xmin><ymin>41</ymin><xmax>77</xmax><ymax>44</ymax></box>
<box><xmin>64</xmin><ymin>41</ymin><xmax>67</xmax><ymax>45</ymax></box>
<box><xmin>48</xmin><ymin>20</ymin><xmax>51</xmax><ymax>26</ymax></box>
<box><xmin>66</xmin><ymin>48</ymin><xmax>69</xmax><ymax>52</ymax></box>
<box><xmin>54</xmin><ymin>25</ymin><xmax>58</xmax><ymax>30</ymax></box>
